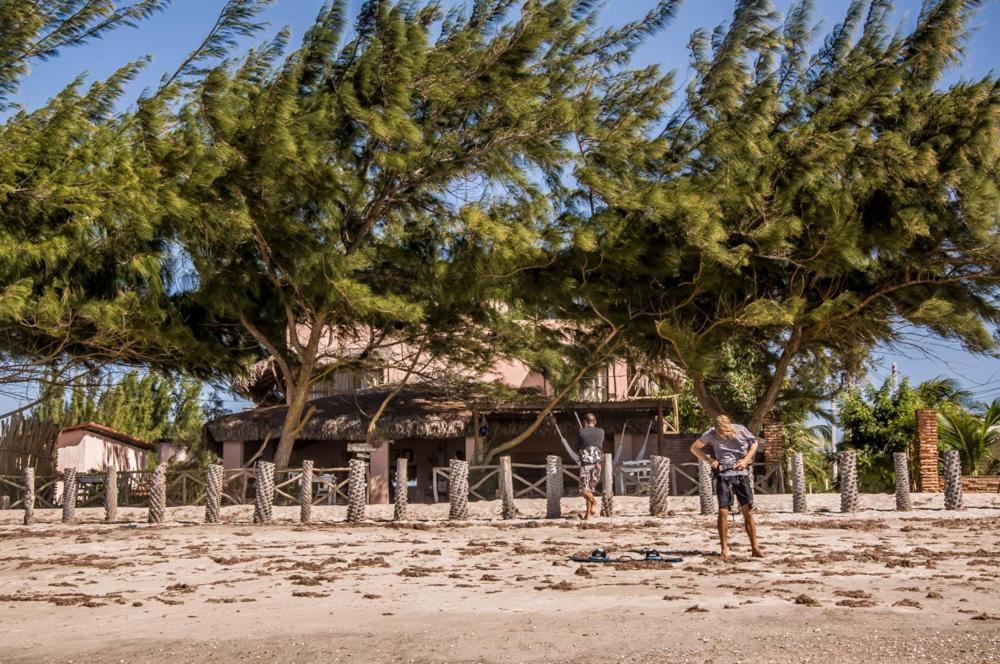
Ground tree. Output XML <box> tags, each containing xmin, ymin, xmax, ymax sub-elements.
<box><xmin>547</xmin><ymin>0</ymin><xmax>999</xmax><ymax>434</ymax></box>
<box><xmin>938</xmin><ymin>400</ymin><xmax>1000</xmax><ymax>476</ymax></box>
<box><xmin>0</xmin><ymin>0</ymin><xmax>260</xmax><ymax>415</ymax></box>
<box><xmin>143</xmin><ymin>0</ymin><xmax>680</xmax><ymax>468</ymax></box>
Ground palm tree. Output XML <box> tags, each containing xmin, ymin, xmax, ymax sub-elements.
<box><xmin>785</xmin><ymin>423</ymin><xmax>837</xmax><ymax>491</ymax></box>
<box><xmin>938</xmin><ymin>401</ymin><xmax>1000</xmax><ymax>476</ymax></box>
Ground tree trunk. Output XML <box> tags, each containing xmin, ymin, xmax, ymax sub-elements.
<box><xmin>273</xmin><ymin>381</ymin><xmax>312</xmax><ymax>469</ymax></box>
<box><xmin>690</xmin><ymin>371</ymin><xmax>724</xmax><ymax>420</ymax></box>
<box><xmin>747</xmin><ymin>327</ymin><xmax>803</xmax><ymax>435</ymax></box>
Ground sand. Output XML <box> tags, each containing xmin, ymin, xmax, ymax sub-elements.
<box><xmin>1</xmin><ymin>493</ymin><xmax>999</xmax><ymax>663</ymax></box>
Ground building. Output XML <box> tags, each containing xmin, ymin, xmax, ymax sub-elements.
<box><xmin>55</xmin><ymin>422</ymin><xmax>156</xmax><ymax>473</ymax></box>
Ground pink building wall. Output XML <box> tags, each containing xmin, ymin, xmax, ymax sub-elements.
<box><xmin>55</xmin><ymin>431</ymin><xmax>151</xmax><ymax>473</ymax></box>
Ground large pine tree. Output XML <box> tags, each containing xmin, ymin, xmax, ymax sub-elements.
<box><xmin>548</xmin><ymin>0</ymin><xmax>999</xmax><ymax>433</ymax></box>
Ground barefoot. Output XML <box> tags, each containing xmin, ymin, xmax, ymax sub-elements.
<box><xmin>752</xmin><ymin>548</ymin><xmax>765</xmax><ymax>558</ymax></box>
<box><xmin>720</xmin><ymin>548</ymin><xmax>730</xmax><ymax>562</ymax></box>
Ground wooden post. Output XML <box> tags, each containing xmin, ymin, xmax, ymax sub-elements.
<box><xmin>394</xmin><ymin>457</ymin><xmax>408</xmax><ymax>521</ymax></box>
<box><xmin>252</xmin><ymin>460</ymin><xmax>275</xmax><ymax>524</ymax></box>
<box><xmin>545</xmin><ymin>455</ymin><xmax>562</xmax><ymax>519</ymax></box>
<box><xmin>105</xmin><ymin>465</ymin><xmax>118</xmax><ymax>523</ymax></box>
<box><xmin>649</xmin><ymin>455</ymin><xmax>670</xmax><ymax>517</ymax></box>
<box><xmin>791</xmin><ymin>453</ymin><xmax>807</xmax><ymax>513</ymax></box>
<box><xmin>698</xmin><ymin>460</ymin><xmax>715</xmax><ymax>515</ymax></box>
<box><xmin>600</xmin><ymin>453</ymin><xmax>614</xmax><ymax>517</ymax></box>
<box><xmin>839</xmin><ymin>451</ymin><xmax>859</xmax><ymax>513</ymax></box>
<box><xmin>499</xmin><ymin>456</ymin><xmax>515</xmax><ymax>519</ymax></box>
<box><xmin>473</xmin><ymin>410</ymin><xmax>481</xmax><ymax>464</ymax></box>
<box><xmin>206</xmin><ymin>464</ymin><xmax>223</xmax><ymax>523</ymax></box>
<box><xmin>147</xmin><ymin>464</ymin><xmax>167</xmax><ymax>524</ymax></box>
<box><xmin>448</xmin><ymin>459</ymin><xmax>469</xmax><ymax>520</ymax></box>
<box><xmin>893</xmin><ymin>452</ymin><xmax>912</xmax><ymax>511</ymax></box>
<box><xmin>23</xmin><ymin>466</ymin><xmax>34</xmax><ymax>526</ymax></box>
<box><xmin>943</xmin><ymin>449</ymin><xmax>963</xmax><ymax>510</ymax></box>
<box><xmin>656</xmin><ymin>401</ymin><xmax>664</xmax><ymax>455</ymax></box>
<box><xmin>62</xmin><ymin>468</ymin><xmax>77</xmax><ymax>523</ymax></box>
<box><xmin>346</xmin><ymin>458</ymin><xmax>367</xmax><ymax>523</ymax></box>
<box><xmin>299</xmin><ymin>460</ymin><xmax>313</xmax><ymax>523</ymax></box>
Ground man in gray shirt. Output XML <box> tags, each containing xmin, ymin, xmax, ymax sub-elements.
<box><xmin>690</xmin><ymin>414</ymin><xmax>763</xmax><ymax>561</ymax></box>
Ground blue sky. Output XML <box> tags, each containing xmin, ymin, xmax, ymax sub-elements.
<box><xmin>8</xmin><ymin>0</ymin><xmax>1000</xmax><ymax>412</ymax></box>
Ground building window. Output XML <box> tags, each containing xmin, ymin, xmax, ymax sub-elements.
<box><xmin>579</xmin><ymin>366</ymin><xmax>609</xmax><ymax>402</ymax></box>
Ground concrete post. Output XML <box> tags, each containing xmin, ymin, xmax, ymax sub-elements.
<box><xmin>791</xmin><ymin>453</ymin><xmax>807</xmax><ymax>513</ymax></box>
<box><xmin>839</xmin><ymin>451</ymin><xmax>859</xmax><ymax>513</ymax></box>
<box><xmin>105</xmin><ymin>465</ymin><xmax>118</xmax><ymax>523</ymax></box>
<box><xmin>62</xmin><ymin>468</ymin><xmax>77</xmax><ymax>523</ymax></box>
<box><xmin>252</xmin><ymin>460</ymin><xmax>275</xmax><ymax>524</ymax></box>
<box><xmin>299</xmin><ymin>460</ymin><xmax>313</xmax><ymax>523</ymax></box>
<box><xmin>148</xmin><ymin>463</ymin><xmax>167</xmax><ymax>524</ymax></box>
<box><xmin>545</xmin><ymin>455</ymin><xmax>563</xmax><ymax>519</ymax></box>
<box><xmin>943</xmin><ymin>449</ymin><xmax>963</xmax><ymax>510</ymax></box>
<box><xmin>649</xmin><ymin>455</ymin><xmax>670</xmax><ymax>517</ymax></box>
<box><xmin>22</xmin><ymin>466</ymin><xmax>34</xmax><ymax>526</ymax></box>
<box><xmin>499</xmin><ymin>456</ymin><xmax>516</xmax><ymax>519</ymax></box>
<box><xmin>448</xmin><ymin>459</ymin><xmax>469</xmax><ymax>520</ymax></box>
<box><xmin>698</xmin><ymin>460</ymin><xmax>715</xmax><ymax>515</ymax></box>
<box><xmin>600</xmin><ymin>453</ymin><xmax>614</xmax><ymax>517</ymax></box>
<box><xmin>893</xmin><ymin>452</ymin><xmax>912</xmax><ymax>511</ymax></box>
<box><xmin>346</xmin><ymin>458</ymin><xmax>367</xmax><ymax>523</ymax></box>
<box><xmin>205</xmin><ymin>464</ymin><xmax>223</xmax><ymax>523</ymax></box>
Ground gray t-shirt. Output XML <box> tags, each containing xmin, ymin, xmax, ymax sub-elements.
<box><xmin>699</xmin><ymin>424</ymin><xmax>757</xmax><ymax>475</ymax></box>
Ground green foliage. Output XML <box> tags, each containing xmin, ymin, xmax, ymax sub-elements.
<box><xmin>34</xmin><ymin>369</ymin><xmax>211</xmax><ymax>459</ymax></box>
<box><xmin>938</xmin><ymin>400</ymin><xmax>1000</xmax><ymax>476</ymax></box>
<box><xmin>545</xmin><ymin>0</ymin><xmax>999</xmax><ymax>434</ymax></box>
<box><xmin>784</xmin><ymin>422</ymin><xmax>836</xmax><ymax>491</ymax></box>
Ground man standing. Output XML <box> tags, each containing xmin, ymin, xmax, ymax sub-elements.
<box><xmin>690</xmin><ymin>414</ymin><xmax>764</xmax><ymax>561</ymax></box>
<box><xmin>577</xmin><ymin>413</ymin><xmax>604</xmax><ymax>520</ymax></box>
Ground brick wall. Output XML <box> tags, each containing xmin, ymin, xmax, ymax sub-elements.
<box><xmin>959</xmin><ymin>476</ymin><xmax>1000</xmax><ymax>493</ymax></box>
<box><xmin>915</xmin><ymin>408</ymin><xmax>940</xmax><ymax>492</ymax></box>
<box><xmin>762</xmin><ymin>414</ymin><xmax>784</xmax><ymax>467</ymax></box>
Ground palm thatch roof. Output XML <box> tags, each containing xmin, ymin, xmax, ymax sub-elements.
<box><xmin>206</xmin><ymin>386</ymin><xmax>473</xmax><ymax>443</ymax></box>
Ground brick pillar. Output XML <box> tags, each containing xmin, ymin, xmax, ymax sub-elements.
<box><xmin>762</xmin><ymin>413</ymin><xmax>784</xmax><ymax>467</ymax></box>
<box><xmin>915</xmin><ymin>408</ymin><xmax>940</xmax><ymax>493</ymax></box>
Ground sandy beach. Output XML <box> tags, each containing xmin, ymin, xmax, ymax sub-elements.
<box><xmin>1</xmin><ymin>493</ymin><xmax>999</xmax><ymax>663</ymax></box>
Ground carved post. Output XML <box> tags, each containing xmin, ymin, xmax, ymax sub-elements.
<box><xmin>148</xmin><ymin>463</ymin><xmax>167</xmax><ymax>524</ymax></box>
<box><xmin>252</xmin><ymin>460</ymin><xmax>275</xmax><ymax>524</ymax></box>
<box><xmin>299</xmin><ymin>460</ymin><xmax>313</xmax><ymax>524</ymax></box>
<box><xmin>23</xmin><ymin>466</ymin><xmax>34</xmax><ymax>526</ymax></box>
<box><xmin>943</xmin><ymin>449</ymin><xmax>963</xmax><ymax>510</ymax></box>
<box><xmin>62</xmin><ymin>468</ymin><xmax>77</xmax><ymax>523</ymax></box>
<box><xmin>791</xmin><ymin>453</ymin><xmax>807</xmax><ymax>513</ymax></box>
<box><xmin>346</xmin><ymin>458</ymin><xmax>367</xmax><ymax>523</ymax></box>
<box><xmin>649</xmin><ymin>455</ymin><xmax>670</xmax><ymax>517</ymax></box>
<box><xmin>393</xmin><ymin>457</ymin><xmax>408</xmax><ymax>521</ymax></box>
<box><xmin>839</xmin><ymin>451</ymin><xmax>859</xmax><ymax>513</ymax></box>
<box><xmin>600</xmin><ymin>453</ymin><xmax>614</xmax><ymax>517</ymax></box>
<box><xmin>893</xmin><ymin>452</ymin><xmax>912</xmax><ymax>511</ymax></box>
<box><xmin>448</xmin><ymin>459</ymin><xmax>469</xmax><ymax>520</ymax></box>
<box><xmin>205</xmin><ymin>464</ymin><xmax>223</xmax><ymax>523</ymax></box>
<box><xmin>545</xmin><ymin>455</ymin><xmax>563</xmax><ymax>519</ymax></box>
<box><xmin>105</xmin><ymin>465</ymin><xmax>118</xmax><ymax>523</ymax></box>
<box><xmin>499</xmin><ymin>456</ymin><xmax>516</xmax><ymax>519</ymax></box>
<box><xmin>698</xmin><ymin>460</ymin><xmax>715</xmax><ymax>515</ymax></box>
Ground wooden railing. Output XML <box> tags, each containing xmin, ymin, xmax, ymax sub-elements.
<box><xmin>0</xmin><ymin>467</ymin><xmax>353</xmax><ymax>508</ymax></box>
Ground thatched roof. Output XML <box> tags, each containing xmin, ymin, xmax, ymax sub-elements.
<box><xmin>206</xmin><ymin>387</ymin><xmax>473</xmax><ymax>443</ymax></box>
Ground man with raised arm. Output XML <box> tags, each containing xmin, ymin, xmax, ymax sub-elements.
<box><xmin>690</xmin><ymin>414</ymin><xmax>764</xmax><ymax>561</ymax></box>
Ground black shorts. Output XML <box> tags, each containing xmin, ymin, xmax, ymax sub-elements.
<box><xmin>714</xmin><ymin>474</ymin><xmax>753</xmax><ymax>510</ymax></box>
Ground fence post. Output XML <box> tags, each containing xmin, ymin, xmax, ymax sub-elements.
<box><xmin>448</xmin><ymin>459</ymin><xmax>469</xmax><ymax>520</ymax></box>
<box><xmin>893</xmin><ymin>452</ymin><xmax>912</xmax><ymax>511</ymax></box>
<box><xmin>499</xmin><ymin>456</ymin><xmax>516</xmax><ymax>519</ymax></box>
<box><xmin>105</xmin><ymin>465</ymin><xmax>118</xmax><ymax>523</ymax></box>
<box><xmin>698</xmin><ymin>461</ymin><xmax>715</xmax><ymax>515</ymax></box>
<box><xmin>600</xmin><ymin>453</ymin><xmax>614</xmax><ymax>517</ymax></box>
<box><xmin>839</xmin><ymin>451</ymin><xmax>859</xmax><ymax>513</ymax></box>
<box><xmin>147</xmin><ymin>463</ymin><xmax>166</xmax><ymax>524</ymax></box>
<box><xmin>346</xmin><ymin>458</ymin><xmax>367</xmax><ymax>523</ymax></box>
<box><xmin>252</xmin><ymin>460</ymin><xmax>275</xmax><ymax>524</ymax></box>
<box><xmin>545</xmin><ymin>455</ymin><xmax>562</xmax><ymax>519</ymax></box>
<box><xmin>23</xmin><ymin>466</ymin><xmax>34</xmax><ymax>526</ymax></box>
<box><xmin>649</xmin><ymin>455</ymin><xmax>670</xmax><ymax>517</ymax></box>
<box><xmin>394</xmin><ymin>457</ymin><xmax>408</xmax><ymax>521</ymax></box>
<box><xmin>205</xmin><ymin>464</ymin><xmax>223</xmax><ymax>523</ymax></box>
<box><xmin>299</xmin><ymin>460</ymin><xmax>313</xmax><ymax>523</ymax></box>
<box><xmin>791</xmin><ymin>453</ymin><xmax>807</xmax><ymax>514</ymax></box>
<box><xmin>943</xmin><ymin>449</ymin><xmax>963</xmax><ymax>510</ymax></box>
<box><xmin>62</xmin><ymin>468</ymin><xmax>77</xmax><ymax>523</ymax></box>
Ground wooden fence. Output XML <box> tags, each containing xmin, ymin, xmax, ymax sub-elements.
<box><xmin>431</xmin><ymin>460</ymin><xmax>786</xmax><ymax>502</ymax></box>
<box><xmin>0</xmin><ymin>467</ymin><xmax>353</xmax><ymax>509</ymax></box>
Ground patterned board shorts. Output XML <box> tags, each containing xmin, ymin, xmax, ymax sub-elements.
<box><xmin>579</xmin><ymin>462</ymin><xmax>602</xmax><ymax>493</ymax></box>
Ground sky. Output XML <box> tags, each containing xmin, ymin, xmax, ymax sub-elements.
<box><xmin>6</xmin><ymin>0</ymin><xmax>1000</xmax><ymax>414</ymax></box>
